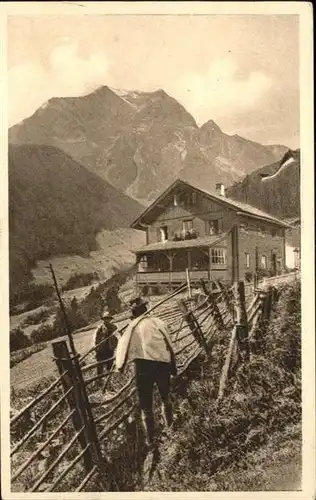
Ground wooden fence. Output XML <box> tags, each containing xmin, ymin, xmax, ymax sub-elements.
<box><xmin>10</xmin><ymin>273</ymin><xmax>297</xmax><ymax>492</ymax></box>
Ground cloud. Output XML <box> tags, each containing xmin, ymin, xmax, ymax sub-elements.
<box><xmin>9</xmin><ymin>42</ymin><xmax>108</xmax><ymax>125</ymax></box>
<box><xmin>50</xmin><ymin>41</ymin><xmax>108</xmax><ymax>95</ymax></box>
<box><xmin>171</xmin><ymin>58</ymin><xmax>272</xmax><ymax>125</ymax></box>
<box><xmin>8</xmin><ymin>63</ymin><xmax>47</xmax><ymax>125</ymax></box>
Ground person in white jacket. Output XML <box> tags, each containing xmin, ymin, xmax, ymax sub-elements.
<box><xmin>115</xmin><ymin>297</ymin><xmax>177</xmax><ymax>447</ymax></box>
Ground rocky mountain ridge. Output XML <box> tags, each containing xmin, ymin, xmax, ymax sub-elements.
<box><xmin>226</xmin><ymin>149</ymin><xmax>300</xmax><ymax>220</ymax></box>
<box><xmin>10</xmin><ymin>85</ymin><xmax>288</xmax><ymax>204</ymax></box>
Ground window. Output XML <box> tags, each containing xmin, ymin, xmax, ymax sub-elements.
<box><xmin>245</xmin><ymin>253</ymin><xmax>250</xmax><ymax>268</ymax></box>
<box><xmin>207</xmin><ymin>220</ymin><xmax>219</xmax><ymax>235</ymax></box>
<box><xmin>138</xmin><ymin>255</ymin><xmax>148</xmax><ymax>272</ymax></box>
<box><xmin>182</xmin><ymin>219</ymin><xmax>194</xmax><ymax>232</ymax></box>
<box><xmin>160</xmin><ymin>226</ymin><xmax>168</xmax><ymax>242</ymax></box>
<box><xmin>173</xmin><ymin>194</ymin><xmax>179</xmax><ymax>207</ymax></box>
<box><xmin>192</xmin><ymin>192</ymin><xmax>197</xmax><ymax>204</ymax></box>
<box><xmin>211</xmin><ymin>248</ymin><xmax>227</xmax><ymax>265</ymax></box>
<box><xmin>261</xmin><ymin>255</ymin><xmax>267</xmax><ymax>269</ymax></box>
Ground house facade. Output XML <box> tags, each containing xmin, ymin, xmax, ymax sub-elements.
<box><xmin>131</xmin><ymin>179</ymin><xmax>290</xmax><ymax>291</ymax></box>
<box><xmin>284</xmin><ymin>217</ymin><xmax>301</xmax><ymax>269</ymax></box>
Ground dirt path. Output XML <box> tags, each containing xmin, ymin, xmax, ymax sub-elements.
<box><xmin>10</xmin><ymin>328</ymin><xmax>95</xmax><ymax>391</ymax></box>
<box><xmin>10</xmin><ymin>319</ymin><xmax>129</xmax><ymax>391</ymax></box>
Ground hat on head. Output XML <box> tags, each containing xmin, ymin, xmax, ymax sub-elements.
<box><xmin>101</xmin><ymin>311</ymin><xmax>113</xmax><ymax>320</ymax></box>
<box><xmin>129</xmin><ymin>296</ymin><xmax>148</xmax><ymax>311</ymax></box>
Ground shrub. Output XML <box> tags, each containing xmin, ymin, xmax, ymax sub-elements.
<box><xmin>141</xmin><ymin>285</ymin><xmax>150</xmax><ymax>296</ymax></box>
<box><xmin>80</xmin><ymin>285</ymin><xmax>106</xmax><ymax>324</ymax></box>
<box><xmin>256</xmin><ymin>268</ymin><xmax>271</xmax><ymax>280</ymax></box>
<box><xmin>150</xmin><ymin>284</ymin><xmax>171</xmax><ymax>295</ymax></box>
<box><xmin>10</xmin><ymin>327</ymin><xmax>31</xmax><ymax>352</ymax></box>
<box><xmin>21</xmin><ymin>308</ymin><xmax>51</xmax><ymax>327</ymax></box>
<box><xmin>10</xmin><ymin>342</ymin><xmax>47</xmax><ymax>368</ymax></box>
<box><xmin>10</xmin><ymin>282</ymin><xmax>54</xmax><ymax>309</ymax></box>
<box><xmin>53</xmin><ymin>297</ymin><xmax>87</xmax><ymax>335</ymax></box>
<box><xmin>263</xmin><ymin>281</ymin><xmax>301</xmax><ymax>374</ymax></box>
<box><xmin>106</xmin><ymin>286</ymin><xmax>122</xmax><ymax>315</ymax></box>
<box><xmin>245</xmin><ymin>271</ymin><xmax>253</xmax><ymax>283</ymax></box>
<box><xmin>30</xmin><ymin>324</ymin><xmax>57</xmax><ymax>344</ymax></box>
<box><xmin>61</xmin><ymin>272</ymin><xmax>99</xmax><ymax>291</ymax></box>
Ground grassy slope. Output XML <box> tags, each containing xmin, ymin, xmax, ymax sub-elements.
<box><xmin>203</xmin><ymin>422</ymin><xmax>301</xmax><ymax>491</ymax></box>
<box><xmin>9</xmin><ymin>228</ymin><xmax>144</xmax><ymax>342</ymax></box>
<box><xmin>10</xmin><ymin>282</ymin><xmax>301</xmax><ymax>492</ymax></box>
<box><xmin>31</xmin><ymin>228</ymin><xmax>145</xmax><ymax>287</ymax></box>
<box><xmin>140</xmin><ymin>281</ymin><xmax>301</xmax><ymax>492</ymax></box>
<box><xmin>9</xmin><ymin>144</ymin><xmax>143</xmax><ymax>297</ymax></box>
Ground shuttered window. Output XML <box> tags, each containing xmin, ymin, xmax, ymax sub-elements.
<box><xmin>245</xmin><ymin>253</ymin><xmax>250</xmax><ymax>268</ymax></box>
<box><xmin>261</xmin><ymin>255</ymin><xmax>267</xmax><ymax>269</ymax></box>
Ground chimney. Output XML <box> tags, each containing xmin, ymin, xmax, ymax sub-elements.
<box><xmin>216</xmin><ymin>183</ymin><xmax>225</xmax><ymax>197</ymax></box>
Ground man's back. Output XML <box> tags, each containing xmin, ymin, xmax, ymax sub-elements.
<box><xmin>128</xmin><ymin>316</ymin><xmax>171</xmax><ymax>363</ymax></box>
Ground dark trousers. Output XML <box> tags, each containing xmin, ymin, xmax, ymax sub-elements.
<box><xmin>135</xmin><ymin>359</ymin><xmax>173</xmax><ymax>445</ymax></box>
<box><xmin>96</xmin><ymin>357</ymin><xmax>114</xmax><ymax>377</ymax></box>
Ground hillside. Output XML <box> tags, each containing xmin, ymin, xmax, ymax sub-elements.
<box><xmin>9</xmin><ymin>144</ymin><xmax>143</xmax><ymax>299</ymax></box>
<box><xmin>226</xmin><ymin>149</ymin><xmax>300</xmax><ymax>219</ymax></box>
<box><xmin>31</xmin><ymin>228</ymin><xmax>145</xmax><ymax>288</ymax></box>
<box><xmin>9</xmin><ymin>86</ymin><xmax>288</xmax><ymax>204</ymax></box>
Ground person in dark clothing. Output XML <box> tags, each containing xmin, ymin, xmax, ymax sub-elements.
<box><xmin>115</xmin><ymin>297</ymin><xmax>177</xmax><ymax>447</ymax></box>
<box><xmin>94</xmin><ymin>312</ymin><xmax>118</xmax><ymax>377</ymax></box>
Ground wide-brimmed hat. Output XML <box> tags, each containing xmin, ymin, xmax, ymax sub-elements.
<box><xmin>101</xmin><ymin>311</ymin><xmax>114</xmax><ymax>320</ymax></box>
<box><xmin>129</xmin><ymin>296</ymin><xmax>148</xmax><ymax>311</ymax></box>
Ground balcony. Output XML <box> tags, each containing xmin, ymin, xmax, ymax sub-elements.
<box><xmin>136</xmin><ymin>268</ymin><xmax>228</xmax><ymax>287</ymax></box>
<box><xmin>173</xmin><ymin>229</ymin><xmax>198</xmax><ymax>241</ymax></box>
<box><xmin>136</xmin><ymin>269</ymin><xmax>209</xmax><ymax>285</ymax></box>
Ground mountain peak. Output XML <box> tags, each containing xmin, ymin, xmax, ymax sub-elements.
<box><xmin>200</xmin><ymin>119</ymin><xmax>222</xmax><ymax>133</ymax></box>
<box><xmin>9</xmin><ymin>85</ymin><xmax>288</xmax><ymax>206</ymax></box>
<box><xmin>153</xmin><ymin>88</ymin><xmax>168</xmax><ymax>97</ymax></box>
<box><xmin>90</xmin><ymin>84</ymin><xmax>114</xmax><ymax>96</ymax></box>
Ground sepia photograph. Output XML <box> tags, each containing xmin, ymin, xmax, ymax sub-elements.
<box><xmin>0</xmin><ymin>2</ymin><xmax>314</xmax><ymax>498</ymax></box>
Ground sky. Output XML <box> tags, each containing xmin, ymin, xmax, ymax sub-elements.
<box><xmin>7</xmin><ymin>14</ymin><xmax>300</xmax><ymax>148</ymax></box>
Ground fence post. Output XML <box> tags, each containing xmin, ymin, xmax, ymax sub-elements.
<box><xmin>186</xmin><ymin>268</ymin><xmax>192</xmax><ymax>299</ymax></box>
<box><xmin>52</xmin><ymin>340</ymin><xmax>94</xmax><ymax>472</ymax></box>
<box><xmin>233</xmin><ymin>281</ymin><xmax>250</xmax><ymax>363</ymax></box>
<box><xmin>262</xmin><ymin>285</ymin><xmax>274</xmax><ymax>321</ymax></box>
<box><xmin>217</xmin><ymin>325</ymin><xmax>238</xmax><ymax>402</ymax></box>
<box><xmin>72</xmin><ymin>355</ymin><xmax>104</xmax><ymax>466</ymax></box>
<box><xmin>178</xmin><ymin>299</ymin><xmax>209</xmax><ymax>357</ymax></box>
<box><xmin>200</xmin><ymin>279</ymin><xmax>225</xmax><ymax>331</ymax></box>
<box><xmin>253</xmin><ymin>273</ymin><xmax>257</xmax><ymax>291</ymax></box>
<box><xmin>218</xmin><ymin>281</ymin><xmax>235</xmax><ymax>322</ymax></box>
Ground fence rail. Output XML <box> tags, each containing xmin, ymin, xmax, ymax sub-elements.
<box><xmin>10</xmin><ymin>272</ymin><xmax>298</xmax><ymax>492</ymax></box>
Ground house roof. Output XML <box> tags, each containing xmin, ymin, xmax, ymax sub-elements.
<box><xmin>131</xmin><ymin>178</ymin><xmax>291</xmax><ymax>230</ymax></box>
<box><xmin>135</xmin><ymin>233</ymin><xmax>228</xmax><ymax>254</ymax></box>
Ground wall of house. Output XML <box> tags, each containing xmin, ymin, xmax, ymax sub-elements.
<box><xmin>147</xmin><ymin>188</ymin><xmax>239</xmax><ymax>244</ymax></box>
<box><xmin>285</xmin><ymin>225</ymin><xmax>300</xmax><ymax>269</ymax></box>
<box><xmin>209</xmin><ymin>238</ymin><xmax>232</xmax><ymax>283</ymax></box>
<box><xmin>142</xmin><ymin>185</ymin><xmax>286</xmax><ymax>285</ymax></box>
<box><xmin>237</xmin><ymin>216</ymin><xmax>285</xmax><ymax>281</ymax></box>
<box><xmin>285</xmin><ymin>244</ymin><xmax>300</xmax><ymax>269</ymax></box>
